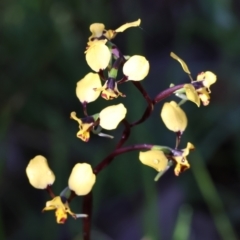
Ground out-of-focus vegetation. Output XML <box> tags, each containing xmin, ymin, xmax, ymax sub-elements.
<box><xmin>1</xmin><ymin>0</ymin><xmax>240</xmax><ymax>239</ymax></box>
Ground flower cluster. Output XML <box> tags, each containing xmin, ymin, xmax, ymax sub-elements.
<box><xmin>71</xmin><ymin>19</ymin><xmax>150</xmax><ymax>142</ymax></box>
<box><xmin>138</xmin><ymin>53</ymin><xmax>217</xmax><ymax>177</ymax></box>
<box><xmin>26</xmin><ymin>155</ymin><xmax>96</xmax><ymax>223</ymax></box>
<box><xmin>77</xmin><ymin>19</ymin><xmax>149</xmax><ymax>103</ymax></box>
<box><xmin>25</xmin><ymin>19</ymin><xmax>217</xmax><ymax>232</ymax></box>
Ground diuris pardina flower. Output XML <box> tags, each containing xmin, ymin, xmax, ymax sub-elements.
<box><xmin>170</xmin><ymin>52</ymin><xmax>217</xmax><ymax>106</ymax></box>
<box><xmin>26</xmin><ymin>157</ymin><xmax>95</xmax><ymax>223</ymax></box>
<box><xmin>71</xmin><ymin>103</ymin><xmax>127</xmax><ymax>141</ymax></box>
<box><xmin>171</xmin><ymin>142</ymin><xmax>195</xmax><ymax>176</ymax></box>
<box><xmin>184</xmin><ymin>71</ymin><xmax>217</xmax><ymax>106</ymax></box>
<box><xmin>42</xmin><ymin>162</ymin><xmax>95</xmax><ymax>223</ymax></box>
<box><xmin>139</xmin><ymin>143</ymin><xmax>195</xmax><ymax>176</ymax></box>
<box><xmin>161</xmin><ymin>101</ymin><xmax>187</xmax><ymax>133</ymax></box>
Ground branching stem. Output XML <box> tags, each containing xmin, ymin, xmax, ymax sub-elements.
<box><xmin>82</xmin><ymin>82</ymin><xmax>186</xmax><ymax>239</ymax></box>
<box><xmin>94</xmin><ymin>144</ymin><xmax>154</xmax><ymax>174</ymax></box>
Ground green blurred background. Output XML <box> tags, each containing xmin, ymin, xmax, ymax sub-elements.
<box><xmin>1</xmin><ymin>0</ymin><xmax>240</xmax><ymax>239</ymax></box>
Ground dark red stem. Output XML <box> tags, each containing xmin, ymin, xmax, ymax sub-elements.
<box><xmin>130</xmin><ymin>83</ymin><xmax>185</xmax><ymax>127</ymax></box>
<box><xmin>46</xmin><ymin>185</ymin><xmax>55</xmax><ymax>198</ymax></box>
<box><xmin>98</xmin><ymin>69</ymin><xmax>106</xmax><ymax>81</ymax></box>
<box><xmin>82</xmin><ymin>192</ymin><xmax>92</xmax><ymax>240</ymax></box>
<box><xmin>130</xmin><ymin>81</ymin><xmax>154</xmax><ymax>127</ymax></box>
<box><xmin>93</xmin><ymin>83</ymin><xmax>186</xmax><ymax>176</ymax></box>
<box><xmin>153</xmin><ymin>84</ymin><xmax>185</xmax><ymax>104</ymax></box>
<box><xmin>81</xmin><ymin>83</ymin><xmax>185</xmax><ymax>240</ymax></box>
<box><xmin>82</xmin><ymin>102</ymin><xmax>88</xmax><ymax>116</ymax></box>
<box><xmin>175</xmin><ymin>131</ymin><xmax>182</xmax><ymax>149</ymax></box>
<box><xmin>94</xmin><ymin>144</ymin><xmax>153</xmax><ymax>174</ymax></box>
<box><xmin>115</xmin><ymin>119</ymin><xmax>131</xmax><ymax>149</ymax></box>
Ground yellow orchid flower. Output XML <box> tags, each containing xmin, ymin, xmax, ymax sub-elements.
<box><xmin>123</xmin><ymin>55</ymin><xmax>150</xmax><ymax>81</ymax></box>
<box><xmin>160</xmin><ymin>101</ymin><xmax>187</xmax><ymax>132</ymax></box>
<box><xmin>68</xmin><ymin>163</ymin><xmax>96</xmax><ymax>196</ymax></box>
<box><xmin>85</xmin><ymin>40</ymin><xmax>111</xmax><ymax>72</ymax></box>
<box><xmin>171</xmin><ymin>52</ymin><xmax>217</xmax><ymax>106</ymax></box>
<box><xmin>99</xmin><ymin>103</ymin><xmax>127</xmax><ymax>130</ymax></box>
<box><xmin>94</xmin><ymin>79</ymin><xmax>125</xmax><ymax>100</ymax></box>
<box><xmin>184</xmin><ymin>71</ymin><xmax>216</xmax><ymax>107</ymax></box>
<box><xmin>76</xmin><ymin>73</ymin><xmax>102</xmax><ymax>104</ymax></box>
<box><xmin>172</xmin><ymin>142</ymin><xmax>195</xmax><ymax>176</ymax></box>
<box><xmin>70</xmin><ymin>112</ymin><xmax>95</xmax><ymax>142</ymax></box>
<box><xmin>139</xmin><ymin>150</ymin><xmax>168</xmax><ymax>171</ymax></box>
<box><xmin>26</xmin><ymin>155</ymin><xmax>55</xmax><ymax>189</ymax></box>
<box><xmin>42</xmin><ymin>196</ymin><xmax>77</xmax><ymax>224</ymax></box>
<box><xmin>88</xmin><ymin>19</ymin><xmax>141</xmax><ymax>42</ymax></box>
<box><xmin>170</xmin><ymin>52</ymin><xmax>217</xmax><ymax>89</ymax></box>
